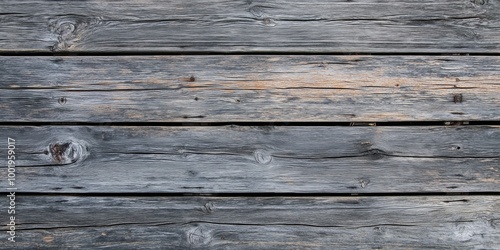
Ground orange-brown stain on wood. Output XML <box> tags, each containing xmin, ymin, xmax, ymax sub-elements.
<box><xmin>90</xmin><ymin>104</ymin><xmax>120</xmax><ymax>116</ymax></box>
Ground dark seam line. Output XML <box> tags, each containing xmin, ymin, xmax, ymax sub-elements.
<box><xmin>0</xmin><ymin>121</ymin><xmax>498</xmax><ymax>126</ymax></box>
<box><xmin>2</xmin><ymin>192</ymin><xmax>498</xmax><ymax>197</ymax></box>
<box><xmin>1</xmin><ymin>51</ymin><xmax>500</xmax><ymax>56</ymax></box>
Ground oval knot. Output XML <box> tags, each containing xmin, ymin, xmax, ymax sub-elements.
<box><xmin>47</xmin><ymin>140</ymin><xmax>88</xmax><ymax>164</ymax></box>
<box><xmin>254</xmin><ymin>149</ymin><xmax>273</xmax><ymax>165</ymax></box>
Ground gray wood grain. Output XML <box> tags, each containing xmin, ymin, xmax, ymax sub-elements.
<box><xmin>1</xmin><ymin>55</ymin><xmax>499</xmax><ymax>122</ymax></box>
<box><xmin>2</xmin><ymin>125</ymin><xmax>498</xmax><ymax>193</ymax></box>
<box><xmin>0</xmin><ymin>0</ymin><xmax>499</xmax><ymax>53</ymax></box>
<box><xmin>5</xmin><ymin>195</ymin><xmax>499</xmax><ymax>249</ymax></box>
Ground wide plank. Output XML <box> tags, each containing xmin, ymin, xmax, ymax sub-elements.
<box><xmin>0</xmin><ymin>0</ymin><xmax>499</xmax><ymax>53</ymax></box>
<box><xmin>1</xmin><ymin>55</ymin><xmax>499</xmax><ymax>122</ymax></box>
<box><xmin>2</xmin><ymin>125</ymin><xmax>498</xmax><ymax>193</ymax></box>
<box><xmin>5</xmin><ymin>196</ymin><xmax>499</xmax><ymax>249</ymax></box>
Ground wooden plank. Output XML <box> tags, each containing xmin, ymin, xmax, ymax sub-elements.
<box><xmin>2</xmin><ymin>125</ymin><xmax>498</xmax><ymax>193</ymax></box>
<box><xmin>0</xmin><ymin>0</ymin><xmax>499</xmax><ymax>53</ymax></box>
<box><xmin>5</xmin><ymin>196</ymin><xmax>499</xmax><ymax>249</ymax></box>
<box><xmin>1</xmin><ymin>55</ymin><xmax>499</xmax><ymax>122</ymax></box>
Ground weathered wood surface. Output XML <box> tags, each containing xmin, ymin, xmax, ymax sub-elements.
<box><xmin>1</xmin><ymin>0</ymin><xmax>500</xmax><ymax>53</ymax></box>
<box><xmin>1</xmin><ymin>55</ymin><xmax>500</xmax><ymax>122</ymax></box>
<box><xmin>3</xmin><ymin>195</ymin><xmax>498</xmax><ymax>249</ymax></box>
<box><xmin>2</xmin><ymin>125</ymin><xmax>498</xmax><ymax>193</ymax></box>
<box><xmin>2</xmin><ymin>1</ymin><xmax>500</xmax><ymax>248</ymax></box>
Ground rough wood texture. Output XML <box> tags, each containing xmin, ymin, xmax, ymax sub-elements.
<box><xmin>3</xmin><ymin>196</ymin><xmax>498</xmax><ymax>249</ymax></box>
<box><xmin>1</xmin><ymin>55</ymin><xmax>499</xmax><ymax>122</ymax></box>
<box><xmin>2</xmin><ymin>125</ymin><xmax>498</xmax><ymax>193</ymax></box>
<box><xmin>0</xmin><ymin>0</ymin><xmax>499</xmax><ymax>53</ymax></box>
<box><xmin>2</xmin><ymin>1</ymin><xmax>499</xmax><ymax>249</ymax></box>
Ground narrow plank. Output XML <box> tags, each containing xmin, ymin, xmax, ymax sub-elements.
<box><xmin>0</xmin><ymin>0</ymin><xmax>499</xmax><ymax>53</ymax></box>
<box><xmin>2</xmin><ymin>125</ymin><xmax>498</xmax><ymax>193</ymax></box>
<box><xmin>5</xmin><ymin>196</ymin><xmax>499</xmax><ymax>249</ymax></box>
<box><xmin>1</xmin><ymin>55</ymin><xmax>499</xmax><ymax>122</ymax></box>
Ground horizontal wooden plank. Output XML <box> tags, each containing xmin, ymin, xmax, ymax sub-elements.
<box><xmin>0</xmin><ymin>0</ymin><xmax>499</xmax><ymax>53</ymax></box>
<box><xmin>2</xmin><ymin>125</ymin><xmax>498</xmax><ymax>193</ymax></box>
<box><xmin>4</xmin><ymin>196</ymin><xmax>499</xmax><ymax>249</ymax></box>
<box><xmin>1</xmin><ymin>55</ymin><xmax>499</xmax><ymax>122</ymax></box>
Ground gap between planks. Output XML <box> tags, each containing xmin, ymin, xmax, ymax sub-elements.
<box><xmin>0</xmin><ymin>121</ymin><xmax>499</xmax><ymax>127</ymax></box>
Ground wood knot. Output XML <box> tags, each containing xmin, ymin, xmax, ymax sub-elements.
<box><xmin>262</xmin><ymin>17</ymin><xmax>276</xmax><ymax>26</ymax></box>
<box><xmin>471</xmin><ymin>0</ymin><xmax>488</xmax><ymax>5</ymax></box>
<box><xmin>363</xmin><ymin>148</ymin><xmax>385</xmax><ymax>160</ymax></box>
<box><xmin>359</xmin><ymin>178</ymin><xmax>370</xmax><ymax>188</ymax></box>
<box><xmin>187</xmin><ymin>226</ymin><xmax>212</xmax><ymax>246</ymax></box>
<box><xmin>47</xmin><ymin>140</ymin><xmax>88</xmax><ymax>164</ymax></box>
<box><xmin>48</xmin><ymin>16</ymin><xmax>104</xmax><ymax>51</ymax></box>
<box><xmin>460</xmin><ymin>29</ymin><xmax>482</xmax><ymax>41</ymax></box>
<box><xmin>453</xmin><ymin>94</ymin><xmax>463</xmax><ymax>103</ymax></box>
<box><xmin>373</xmin><ymin>226</ymin><xmax>385</xmax><ymax>235</ymax></box>
<box><xmin>181</xmin><ymin>76</ymin><xmax>197</xmax><ymax>82</ymax></box>
<box><xmin>248</xmin><ymin>6</ymin><xmax>266</xmax><ymax>18</ymax></box>
<box><xmin>254</xmin><ymin>149</ymin><xmax>273</xmax><ymax>165</ymax></box>
<box><xmin>200</xmin><ymin>202</ymin><xmax>215</xmax><ymax>214</ymax></box>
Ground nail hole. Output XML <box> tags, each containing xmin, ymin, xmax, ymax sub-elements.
<box><xmin>194</xmin><ymin>97</ymin><xmax>199</xmax><ymax>101</ymax></box>
<box><xmin>58</xmin><ymin>97</ymin><xmax>67</xmax><ymax>105</ymax></box>
<box><xmin>189</xmin><ymin>76</ymin><xmax>196</xmax><ymax>82</ymax></box>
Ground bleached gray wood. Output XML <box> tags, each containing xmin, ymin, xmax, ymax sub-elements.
<box><xmin>0</xmin><ymin>0</ymin><xmax>499</xmax><ymax>53</ymax></box>
<box><xmin>1</xmin><ymin>125</ymin><xmax>498</xmax><ymax>193</ymax></box>
<box><xmin>1</xmin><ymin>55</ymin><xmax>499</xmax><ymax>122</ymax></box>
<box><xmin>7</xmin><ymin>196</ymin><xmax>500</xmax><ymax>249</ymax></box>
